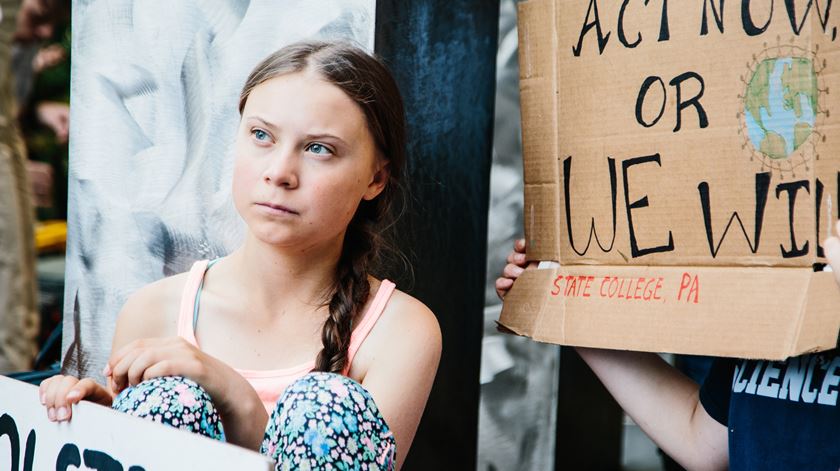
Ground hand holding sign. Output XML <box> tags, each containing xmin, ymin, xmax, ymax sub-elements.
<box><xmin>38</xmin><ymin>376</ymin><xmax>113</xmax><ymax>423</ymax></box>
<box><xmin>496</xmin><ymin>239</ymin><xmax>537</xmax><ymax>300</ymax></box>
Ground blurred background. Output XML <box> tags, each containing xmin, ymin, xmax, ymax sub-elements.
<box><xmin>0</xmin><ymin>1</ymin><xmax>712</xmax><ymax>469</ymax></box>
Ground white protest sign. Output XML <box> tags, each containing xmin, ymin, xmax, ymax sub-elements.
<box><xmin>0</xmin><ymin>376</ymin><xmax>273</xmax><ymax>470</ymax></box>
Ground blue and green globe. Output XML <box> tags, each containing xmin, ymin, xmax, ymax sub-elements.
<box><xmin>744</xmin><ymin>57</ymin><xmax>817</xmax><ymax>160</ymax></box>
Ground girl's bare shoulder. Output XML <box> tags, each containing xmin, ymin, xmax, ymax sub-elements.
<box><xmin>370</xmin><ymin>286</ymin><xmax>441</xmax><ymax>359</ymax></box>
<box><xmin>115</xmin><ymin>271</ymin><xmax>191</xmax><ymax>342</ymax></box>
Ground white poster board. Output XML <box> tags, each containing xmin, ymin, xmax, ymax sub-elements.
<box><xmin>0</xmin><ymin>376</ymin><xmax>272</xmax><ymax>470</ymax></box>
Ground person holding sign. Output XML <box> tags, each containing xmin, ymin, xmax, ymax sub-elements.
<box><xmin>497</xmin><ymin>226</ymin><xmax>840</xmax><ymax>470</ymax></box>
<box><xmin>38</xmin><ymin>41</ymin><xmax>442</xmax><ymax>470</ymax></box>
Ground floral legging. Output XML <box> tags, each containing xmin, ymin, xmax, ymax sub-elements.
<box><xmin>112</xmin><ymin>372</ymin><xmax>396</xmax><ymax>471</ymax></box>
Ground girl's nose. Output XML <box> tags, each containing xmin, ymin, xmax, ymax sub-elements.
<box><xmin>262</xmin><ymin>148</ymin><xmax>299</xmax><ymax>189</ymax></box>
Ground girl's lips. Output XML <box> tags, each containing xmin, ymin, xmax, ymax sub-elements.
<box><xmin>255</xmin><ymin>202</ymin><xmax>300</xmax><ymax>215</ymax></box>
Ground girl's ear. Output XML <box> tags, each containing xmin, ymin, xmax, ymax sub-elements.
<box><xmin>363</xmin><ymin>160</ymin><xmax>390</xmax><ymax>201</ymax></box>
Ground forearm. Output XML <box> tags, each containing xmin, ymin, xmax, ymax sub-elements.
<box><xmin>575</xmin><ymin>347</ymin><xmax>727</xmax><ymax>470</ymax></box>
<box><xmin>216</xmin><ymin>390</ymin><xmax>267</xmax><ymax>450</ymax></box>
<box><xmin>201</xmin><ymin>361</ymin><xmax>268</xmax><ymax>450</ymax></box>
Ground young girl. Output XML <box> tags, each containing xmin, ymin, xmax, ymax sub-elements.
<box><xmin>39</xmin><ymin>41</ymin><xmax>442</xmax><ymax>470</ymax></box>
<box><xmin>497</xmin><ymin>224</ymin><xmax>840</xmax><ymax>470</ymax></box>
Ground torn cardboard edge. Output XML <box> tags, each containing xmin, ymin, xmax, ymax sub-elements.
<box><xmin>499</xmin><ymin>265</ymin><xmax>840</xmax><ymax>360</ymax></box>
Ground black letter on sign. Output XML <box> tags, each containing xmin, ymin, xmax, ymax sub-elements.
<box><xmin>23</xmin><ymin>430</ymin><xmax>36</xmax><ymax>471</ymax></box>
<box><xmin>56</xmin><ymin>443</ymin><xmax>82</xmax><ymax>471</ymax></box>
<box><xmin>785</xmin><ymin>0</ymin><xmax>833</xmax><ymax>35</ymax></box>
<box><xmin>742</xmin><ymin>0</ymin><xmax>774</xmax><ymax>36</ymax></box>
<box><xmin>83</xmin><ymin>449</ymin><xmax>124</xmax><ymax>471</ymax></box>
<box><xmin>644</xmin><ymin>0</ymin><xmax>671</xmax><ymax>41</ymax></box>
<box><xmin>564</xmin><ymin>156</ymin><xmax>618</xmax><ymax>256</ymax></box>
<box><xmin>701</xmin><ymin>0</ymin><xmax>726</xmax><ymax>35</ymax></box>
<box><xmin>669</xmin><ymin>72</ymin><xmax>709</xmax><ymax>132</ymax></box>
<box><xmin>635</xmin><ymin>76</ymin><xmax>667</xmax><ymax>127</ymax></box>
<box><xmin>816</xmin><ymin>178</ymin><xmax>825</xmax><ymax>257</ymax></box>
<box><xmin>777</xmin><ymin>180</ymin><xmax>810</xmax><ymax>258</ymax></box>
<box><xmin>698</xmin><ymin>172</ymin><xmax>771</xmax><ymax>257</ymax></box>
<box><xmin>573</xmin><ymin>0</ymin><xmax>611</xmax><ymax>56</ymax></box>
<box><xmin>0</xmin><ymin>413</ymin><xmax>20</xmax><ymax>471</ymax></box>
<box><xmin>622</xmin><ymin>154</ymin><xmax>675</xmax><ymax>257</ymax></box>
<box><xmin>618</xmin><ymin>0</ymin><xmax>642</xmax><ymax>47</ymax></box>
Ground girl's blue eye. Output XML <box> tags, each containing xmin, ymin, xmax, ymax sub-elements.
<box><xmin>253</xmin><ymin>129</ymin><xmax>269</xmax><ymax>141</ymax></box>
<box><xmin>306</xmin><ymin>143</ymin><xmax>332</xmax><ymax>155</ymax></box>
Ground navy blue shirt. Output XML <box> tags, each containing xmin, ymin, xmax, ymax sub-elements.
<box><xmin>700</xmin><ymin>349</ymin><xmax>840</xmax><ymax>470</ymax></box>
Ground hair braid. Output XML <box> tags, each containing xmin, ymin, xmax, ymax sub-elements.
<box><xmin>315</xmin><ymin>217</ymin><xmax>376</xmax><ymax>373</ymax></box>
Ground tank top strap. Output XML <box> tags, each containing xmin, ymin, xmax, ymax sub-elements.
<box><xmin>343</xmin><ymin>280</ymin><xmax>396</xmax><ymax>375</ymax></box>
<box><xmin>176</xmin><ymin>260</ymin><xmax>211</xmax><ymax>346</ymax></box>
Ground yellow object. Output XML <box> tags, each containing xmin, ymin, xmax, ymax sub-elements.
<box><xmin>35</xmin><ymin>220</ymin><xmax>67</xmax><ymax>253</ymax></box>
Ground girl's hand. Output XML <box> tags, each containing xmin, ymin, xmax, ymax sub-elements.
<box><xmin>38</xmin><ymin>375</ymin><xmax>114</xmax><ymax>422</ymax></box>
<box><xmin>824</xmin><ymin>220</ymin><xmax>840</xmax><ymax>287</ymax></box>
<box><xmin>105</xmin><ymin>337</ymin><xmax>218</xmax><ymax>397</ymax></box>
<box><xmin>106</xmin><ymin>336</ymin><xmax>267</xmax><ymax>449</ymax></box>
<box><xmin>496</xmin><ymin>238</ymin><xmax>537</xmax><ymax>300</ymax></box>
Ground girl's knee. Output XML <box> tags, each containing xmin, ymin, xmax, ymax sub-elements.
<box><xmin>262</xmin><ymin>372</ymin><xmax>395</xmax><ymax>469</ymax></box>
<box><xmin>289</xmin><ymin>372</ymin><xmax>368</xmax><ymax>399</ymax></box>
<box><xmin>274</xmin><ymin>372</ymin><xmax>381</xmax><ymax>419</ymax></box>
<box><xmin>112</xmin><ymin>375</ymin><xmax>210</xmax><ymax>410</ymax></box>
<box><xmin>111</xmin><ymin>376</ymin><xmax>224</xmax><ymax>440</ymax></box>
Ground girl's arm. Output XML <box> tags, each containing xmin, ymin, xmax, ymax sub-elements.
<box><xmin>497</xmin><ymin>239</ymin><xmax>728</xmax><ymax>470</ymax></box>
<box><xmin>357</xmin><ymin>293</ymin><xmax>442</xmax><ymax>470</ymax></box>
<box><xmin>106</xmin><ymin>283</ymin><xmax>268</xmax><ymax>450</ymax></box>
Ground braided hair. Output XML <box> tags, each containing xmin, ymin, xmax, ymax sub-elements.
<box><xmin>238</xmin><ymin>41</ymin><xmax>407</xmax><ymax>373</ymax></box>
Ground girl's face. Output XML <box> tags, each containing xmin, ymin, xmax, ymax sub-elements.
<box><xmin>232</xmin><ymin>72</ymin><xmax>387</xmax><ymax>249</ymax></box>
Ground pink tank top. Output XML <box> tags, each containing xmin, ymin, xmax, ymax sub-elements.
<box><xmin>176</xmin><ymin>259</ymin><xmax>396</xmax><ymax>413</ymax></box>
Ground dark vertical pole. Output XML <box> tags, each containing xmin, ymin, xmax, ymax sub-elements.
<box><xmin>374</xmin><ymin>2</ymin><xmax>499</xmax><ymax>469</ymax></box>
<box><xmin>555</xmin><ymin>347</ymin><xmax>624</xmax><ymax>470</ymax></box>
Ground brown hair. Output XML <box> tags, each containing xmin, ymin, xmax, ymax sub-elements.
<box><xmin>238</xmin><ymin>41</ymin><xmax>407</xmax><ymax>373</ymax></box>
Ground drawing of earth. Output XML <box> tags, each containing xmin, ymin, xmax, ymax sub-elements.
<box><xmin>744</xmin><ymin>57</ymin><xmax>817</xmax><ymax>160</ymax></box>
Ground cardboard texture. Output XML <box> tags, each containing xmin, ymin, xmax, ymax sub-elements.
<box><xmin>500</xmin><ymin>0</ymin><xmax>840</xmax><ymax>359</ymax></box>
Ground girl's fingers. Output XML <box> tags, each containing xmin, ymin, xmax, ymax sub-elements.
<box><xmin>43</xmin><ymin>375</ymin><xmax>71</xmax><ymax>409</ymax></box>
<box><xmin>140</xmin><ymin>360</ymin><xmax>173</xmax><ymax>383</ymax></box>
<box><xmin>109</xmin><ymin>347</ymin><xmax>145</xmax><ymax>393</ymax></box>
<box><xmin>126</xmin><ymin>350</ymin><xmax>160</xmax><ymax>388</ymax></box>
<box><xmin>52</xmin><ymin>376</ymin><xmax>80</xmax><ymax>422</ymax></box>
<box><xmin>108</xmin><ymin>338</ymin><xmax>146</xmax><ymax>373</ymax></box>
<box><xmin>38</xmin><ymin>376</ymin><xmax>54</xmax><ymax>405</ymax></box>
<box><xmin>514</xmin><ymin>238</ymin><xmax>526</xmax><ymax>252</ymax></box>
<box><xmin>41</xmin><ymin>375</ymin><xmax>63</xmax><ymax>420</ymax></box>
<box><xmin>69</xmin><ymin>378</ymin><xmax>112</xmax><ymax>406</ymax></box>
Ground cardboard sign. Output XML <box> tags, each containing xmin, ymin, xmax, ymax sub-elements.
<box><xmin>0</xmin><ymin>376</ymin><xmax>272</xmax><ymax>470</ymax></box>
<box><xmin>499</xmin><ymin>0</ymin><xmax>840</xmax><ymax>359</ymax></box>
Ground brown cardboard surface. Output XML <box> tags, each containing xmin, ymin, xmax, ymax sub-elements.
<box><xmin>501</xmin><ymin>0</ymin><xmax>840</xmax><ymax>358</ymax></box>
<box><xmin>502</xmin><ymin>266</ymin><xmax>840</xmax><ymax>360</ymax></box>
